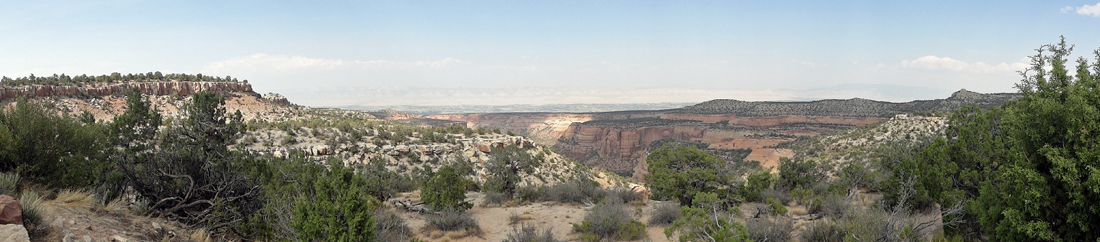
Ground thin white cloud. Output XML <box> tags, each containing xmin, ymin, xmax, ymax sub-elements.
<box><xmin>1063</xmin><ymin>2</ymin><xmax>1100</xmax><ymax>17</ymax></box>
<box><xmin>892</xmin><ymin>55</ymin><xmax>1028</xmax><ymax>73</ymax></box>
<box><xmin>204</xmin><ymin>53</ymin><xmax>469</xmax><ymax>72</ymax></box>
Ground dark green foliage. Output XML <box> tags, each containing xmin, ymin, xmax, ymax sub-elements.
<box><xmin>109</xmin><ymin>87</ymin><xmax>162</xmax><ymax>154</ymax></box>
<box><xmin>881</xmin><ymin>138</ymin><xmax>957</xmax><ymax>211</ymax></box>
<box><xmin>507</xmin><ymin>223</ymin><xmax>559</xmax><ymax>242</ymax></box>
<box><xmin>483</xmin><ymin>145</ymin><xmax>538</xmax><ymax>196</ymax></box>
<box><xmin>0</xmin><ymin>72</ymin><xmax>240</xmax><ymax>87</ymax></box>
<box><xmin>0</xmin><ymin>99</ymin><xmax>107</xmax><ymax>188</ymax></box>
<box><xmin>573</xmin><ymin>197</ymin><xmax>646</xmax><ymax>241</ymax></box>
<box><xmin>359</xmin><ymin>157</ymin><xmax>417</xmax><ymax>201</ymax></box>
<box><xmin>0</xmin><ymin>172</ymin><xmax>18</xmax><ymax>195</ymax></box>
<box><xmin>973</xmin><ymin>38</ymin><xmax>1100</xmax><ymax>241</ymax></box>
<box><xmin>776</xmin><ymin>157</ymin><xmax>826</xmax><ymax>190</ymax></box>
<box><xmin>424</xmin><ymin>207</ymin><xmax>480</xmax><ymax>232</ymax></box>
<box><xmin>120</xmin><ymin>92</ymin><xmax>261</xmax><ymax>232</ymax></box>
<box><xmin>766</xmin><ymin>198</ymin><xmax>788</xmax><ymax>215</ymax></box>
<box><xmin>741</xmin><ymin>171</ymin><xmax>774</xmax><ymax>202</ymax></box>
<box><xmin>105</xmin><ymin>88</ymin><xmax>162</xmax><ymax>197</ymax></box>
<box><xmin>421</xmin><ymin>165</ymin><xmax>472</xmax><ymax>211</ymax></box>
<box><xmin>872</xmin><ymin>38</ymin><xmax>1100</xmax><ymax>241</ymax></box>
<box><xmin>292</xmin><ymin>159</ymin><xmax>379</xmax><ymax>242</ymax></box>
<box><xmin>648</xmin><ymin>202</ymin><xmax>682</xmax><ymax>225</ymax></box>
<box><xmin>240</xmin><ymin>152</ymin><xmax>327</xmax><ymax>239</ymax></box>
<box><xmin>645</xmin><ymin>145</ymin><xmax>725</xmax><ymax>205</ymax></box>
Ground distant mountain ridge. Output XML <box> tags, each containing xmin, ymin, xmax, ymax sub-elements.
<box><xmin>679</xmin><ymin>89</ymin><xmax>1021</xmax><ymax>117</ymax></box>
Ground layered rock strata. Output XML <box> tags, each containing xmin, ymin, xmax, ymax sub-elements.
<box><xmin>422</xmin><ymin>90</ymin><xmax>1021</xmax><ymax>180</ymax></box>
<box><xmin>0</xmin><ymin>82</ymin><xmax>255</xmax><ymax>101</ymax></box>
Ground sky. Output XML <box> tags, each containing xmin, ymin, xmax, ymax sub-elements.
<box><xmin>2</xmin><ymin>1</ymin><xmax>1099</xmax><ymax>107</ymax></box>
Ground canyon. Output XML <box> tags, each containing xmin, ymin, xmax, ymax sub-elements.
<box><xmin>421</xmin><ymin>89</ymin><xmax>1020</xmax><ymax>180</ymax></box>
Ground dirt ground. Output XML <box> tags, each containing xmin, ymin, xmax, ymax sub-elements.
<box><xmin>33</xmin><ymin>199</ymin><xmax>202</xmax><ymax>242</ymax></box>
<box><xmin>392</xmin><ymin>191</ymin><xmax>676</xmax><ymax>242</ymax></box>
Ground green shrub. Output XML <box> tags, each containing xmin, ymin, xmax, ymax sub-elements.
<box><xmin>292</xmin><ymin>160</ymin><xmax>379</xmax><ymax>241</ymax></box>
<box><xmin>573</xmin><ymin>197</ymin><xmax>646</xmax><ymax>241</ymax></box>
<box><xmin>0</xmin><ymin>99</ymin><xmax>108</xmax><ymax>188</ymax></box>
<box><xmin>766</xmin><ymin>198</ymin><xmax>788</xmax><ymax>216</ymax></box>
<box><xmin>481</xmin><ymin>192</ymin><xmax>507</xmax><ymax>207</ymax></box>
<box><xmin>483</xmin><ymin>145</ymin><xmax>537</xmax><ymax>196</ymax></box>
<box><xmin>0</xmin><ymin>172</ymin><xmax>19</xmax><ymax>195</ymax></box>
<box><xmin>647</xmin><ymin>202</ymin><xmax>682</xmax><ymax>226</ymax></box>
<box><xmin>515</xmin><ymin>185</ymin><xmax>543</xmax><ymax>202</ymax></box>
<box><xmin>507</xmin><ymin>223</ymin><xmax>559</xmax><ymax>242</ymax></box>
<box><xmin>19</xmin><ymin>190</ymin><xmax>43</xmax><ymax>228</ymax></box>
<box><xmin>424</xmin><ymin>207</ymin><xmax>481</xmax><ymax>233</ymax></box>
<box><xmin>760</xmin><ymin>188</ymin><xmax>792</xmax><ymax>205</ymax></box>
<box><xmin>360</xmin><ymin>158</ymin><xmax>417</xmax><ymax>201</ymax></box>
<box><xmin>742</xmin><ymin>171</ymin><xmax>774</xmax><ymax>202</ymax></box>
<box><xmin>606</xmin><ymin>187</ymin><xmax>643</xmax><ymax>203</ymax></box>
<box><xmin>777</xmin><ymin>157</ymin><xmax>826</xmax><ymax>190</ymax></box>
<box><xmin>421</xmin><ymin>165</ymin><xmax>472</xmax><ymax>211</ymax></box>
<box><xmin>819</xmin><ymin>194</ymin><xmax>850</xmax><ymax>219</ymax></box>
<box><xmin>374</xmin><ymin>209</ymin><xmax>413</xmax><ymax>242</ymax></box>
<box><xmin>539</xmin><ymin>178</ymin><xmax>605</xmax><ymax>204</ymax></box>
<box><xmin>645</xmin><ymin>145</ymin><xmax>725</xmax><ymax>205</ymax></box>
<box><xmin>746</xmin><ymin>218</ymin><xmax>793</xmax><ymax>242</ymax></box>
<box><xmin>801</xmin><ymin>221</ymin><xmax>846</xmax><ymax>242</ymax></box>
<box><xmin>664</xmin><ymin>206</ymin><xmax>750</xmax><ymax>242</ymax></box>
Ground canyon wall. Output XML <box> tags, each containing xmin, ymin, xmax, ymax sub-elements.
<box><xmin>424</xmin><ymin>110</ymin><xmax>665</xmax><ymax>145</ymax></box>
<box><xmin>422</xmin><ymin>90</ymin><xmax>1021</xmax><ymax>180</ymax></box>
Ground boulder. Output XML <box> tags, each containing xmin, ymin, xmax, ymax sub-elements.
<box><xmin>0</xmin><ymin>224</ymin><xmax>30</xmax><ymax>242</ymax></box>
<box><xmin>0</xmin><ymin>195</ymin><xmax>21</xmax><ymax>225</ymax></box>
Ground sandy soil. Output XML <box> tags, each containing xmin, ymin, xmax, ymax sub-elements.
<box><xmin>392</xmin><ymin>191</ymin><xmax>675</xmax><ymax>242</ymax></box>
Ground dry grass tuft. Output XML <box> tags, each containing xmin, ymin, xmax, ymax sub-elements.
<box><xmin>50</xmin><ymin>189</ymin><xmax>96</xmax><ymax>211</ymax></box>
<box><xmin>790</xmin><ymin>206</ymin><xmax>809</xmax><ymax>216</ymax></box>
<box><xmin>191</xmin><ymin>228</ymin><xmax>214</xmax><ymax>242</ymax></box>
<box><xmin>102</xmin><ymin>196</ymin><xmax>128</xmax><ymax>213</ymax></box>
<box><xmin>429</xmin><ymin>230</ymin><xmax>444</xmax><ymax>239</ymax></box>
<box><xmin>445</xmin><ymin>230</ymin><xmax>468</xmax><ymax>239</ymax></box>
<box><xmin>509</xmin><ymin>211</ymin><xmax>534</xmax><ymax>225</ymax></box>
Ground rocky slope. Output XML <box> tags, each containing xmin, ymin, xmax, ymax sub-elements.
<box><xmin>237</xmin><ymin>109</ymin><xmax>582</xmax><ymax>187</ymax></box>
<box><xmin>418</xmin><ymin>90</ymin><xmax>1020</xmax><ymax>180</ymax></box>
<box><xmin>5</xmin><ymin>80</ymin><xmax>584</xmax><ymax>188</ymax></box>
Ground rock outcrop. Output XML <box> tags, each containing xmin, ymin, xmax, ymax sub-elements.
<box><xmin>0</xmin><ymin>224</ymin><xmax>30</xmax><ymax>242</ymax></box>
<box><xmin>0</xmin><ymin>81</ymin><xmax>256</xmax><ymax>101</ymax></box>
<box><xmin>0</xmin><ymin>195</ymin><xmax>21</xmax><ymax>225</ymax></box>
<box><xmin>5</xmin><ymin>81</ymin><xmax>298</xmax><ymax>123</ymax></box>
<box><xmin>263</xmin><ymin>92</ymin><xmax>291</xmax><ymax>106</ymax></box>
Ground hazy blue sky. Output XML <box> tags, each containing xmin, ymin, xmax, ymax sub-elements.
<box><xmin>2</xmin><ymin>1</ymin><xmax>1099</xmax><ymax>106</ymax></box>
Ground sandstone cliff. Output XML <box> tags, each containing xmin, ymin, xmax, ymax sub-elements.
<box><xmin>2</xmin><ymin>81</ymin><xmax>298</xmax><ymax>123</ymax></box>
<box><xmin>421</xmin><ymin>90</ymin><xmax>1020</xmax><ymax>180</ymax></box>
<box><xmin>0</xmin><ymin>81</ymin><xmax>256</xmax><ymax>101</ymax></box>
